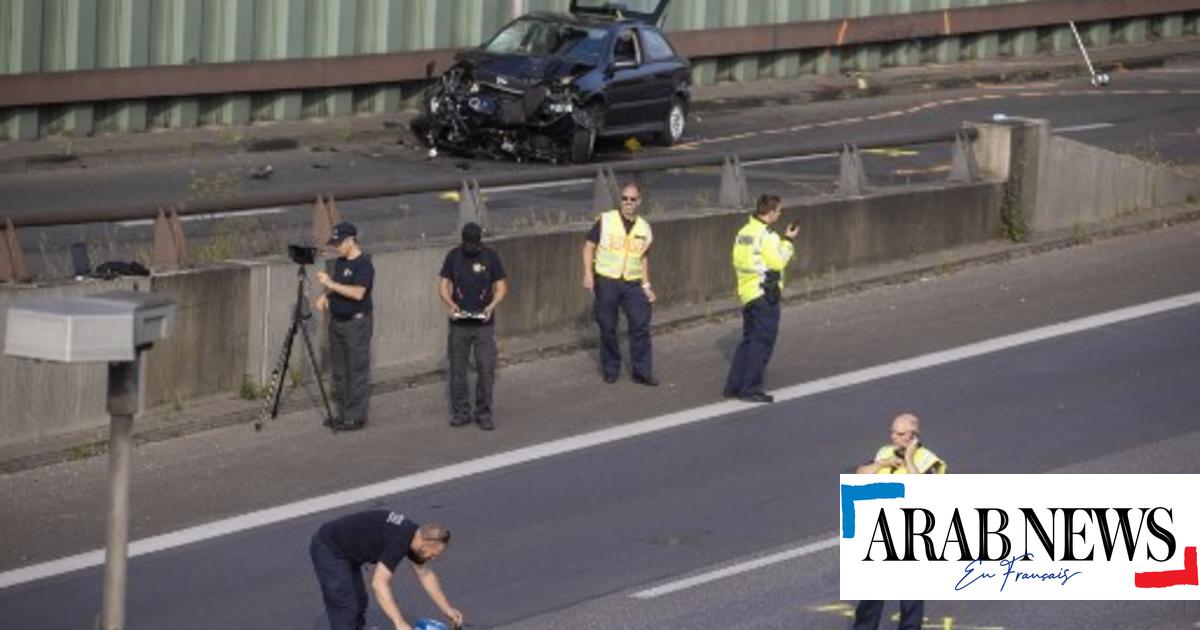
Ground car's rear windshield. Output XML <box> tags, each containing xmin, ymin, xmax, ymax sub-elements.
<box><xmin>484</xmin><ymin>18</ymin><xmax>608</xmax><ymax>65</ymax></box>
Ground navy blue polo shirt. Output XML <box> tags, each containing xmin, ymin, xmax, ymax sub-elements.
<box><xmin>440</xmin><ymin>246</ymin><xmax>506</xmax><ymax>323</ymax></box>
<box><xmin>329</xmin><ymin>254</ymin><xmax>374</xmax><ymax>319</ymax></box>
<box><xmin>317</xmin><ymin>510</ymin><xmax>425</xmax><ymax>570</ymax></box>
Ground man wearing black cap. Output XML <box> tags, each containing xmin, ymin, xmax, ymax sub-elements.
<box><xmin>438</xmin><ymin>222</ymin><xmax>507</xmax><ymax>430</ymax></box>
<box><xmin>315</xmin><ymin>221</ymin><xmax>375</xmax><ymax>431</ymax></box>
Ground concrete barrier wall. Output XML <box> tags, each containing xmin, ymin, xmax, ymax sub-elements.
<box><xmin>1033</xmin><ymin>136</ymin><xmax>1200</xmax><ymax>233</ymax></box>
<box><xmin>143</xmin><ymin>266</ymin><xmax>252</xmax><ymax>409</ymax></box>
<box><xmin>0</xmin><ymin>180</ymin><xmax>1003</xmax><ymax>447</ymax></box>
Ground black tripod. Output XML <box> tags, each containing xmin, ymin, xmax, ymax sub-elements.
<box><xmin>256</xmin><ymin>264</ymin><xmax>335</xmax><ymax>430</ymax></box>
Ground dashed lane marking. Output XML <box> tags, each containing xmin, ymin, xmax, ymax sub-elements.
<box><xmin>1052</xmin><ymin>122</ymin><xmax>1116</xmax><ymax>134</ymax></box>
<box><xmin>679</xmin><ymin>87</ymin><xmax>1191</xmax><ymax>149</ymax></box>
<box><xmin>117</xmin><ymin>207</ymin><xmax>285</xmax><ymax>228</ymax></box>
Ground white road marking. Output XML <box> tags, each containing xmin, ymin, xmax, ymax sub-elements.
<box><xmin>481</xmin><ymin>178</ymin><xmax>592</xmax><ymax>195</ymax></box>
<box><xmin>2</xmin><ymin>292</ymin><xmax>1198</xmax><ymax>590</ymax></box>
<box><xmin>117</xmin><ymin>207</ymin><xmax>285</xmax><ymax>228</ymax></box>
<box><xmin>742</xmin><ymin>152</ymin><xmax>838</xmax><ymax>167</ymax></box>
<box><xmin>1053</xmin><ymin>122</ymin><xmax>1115</xmax><ymax>134</ymax></box>
<box><xmin>631</xmin><ymin>535</ymin><xmax>839</xmax><ymax>599</ymax></box>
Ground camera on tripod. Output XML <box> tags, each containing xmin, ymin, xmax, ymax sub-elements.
<box><xmin>288</xmin><ymin>244</ymin><xmax>318</xmax><ymax>266</ymax></box>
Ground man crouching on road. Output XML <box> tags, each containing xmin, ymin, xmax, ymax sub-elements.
<box><xmin>310</xmin><ymin>510</ymin><xmax>463</xmax><ymax>630</ymax></box>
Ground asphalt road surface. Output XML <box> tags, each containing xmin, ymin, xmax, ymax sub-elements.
<box><xmin>3</xmin><ymin>60</ymin><xmax>1200</xmax><ymax>278</ymax></box>
<box><xmin>1</xmin><ymin>296</ymin><xmax>1197</xmax><ymax>628</ymax></box>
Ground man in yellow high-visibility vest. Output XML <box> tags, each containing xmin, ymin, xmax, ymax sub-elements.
<box><xmin>853</xmin><ymin>412</ymin><xmax>946</xmax><ymax>630</ymax></box>
<box><xmin>723</xmin><ymin>194</ymin><xmax>798</xmax><ymax>403</ymax></box>
<box><xmin>581</xmin><ymin>182</ymin><xmax>658</xmax><ymax>385</ymax></box>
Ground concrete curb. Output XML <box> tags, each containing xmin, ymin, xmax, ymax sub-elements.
<box><xmin>3</xmin><ymin>203</ymin><xmax>1196</xmax><ymax>474</ymax></box>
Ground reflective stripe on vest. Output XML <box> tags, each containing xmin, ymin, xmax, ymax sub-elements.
<box><xmin>594</xmin><ymin>210</ymin><xmax>651</xmax><ymax>281</ymax></box>
<box><xmin>872</xmin><ymin>445</ymin><xmax>947</xmax><ymax>474</ymax></box>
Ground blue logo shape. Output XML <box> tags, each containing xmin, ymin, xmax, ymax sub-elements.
<box><xmin>841</xmin><ymin>482</ymin><xmax>905</xmax><ymax>538</ymax></box>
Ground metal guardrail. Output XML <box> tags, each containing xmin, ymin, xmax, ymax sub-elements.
<box><xmin>0</xmin><ymin>0</ymin><xmax>1193</xmax><ymax>109</ymax></box>
<box><xmin>6</xmin><ymin>128</ymin><xmax>976</xmax><ymax>228</ymax></box>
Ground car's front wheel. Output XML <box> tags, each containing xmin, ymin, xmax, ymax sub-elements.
<box><xmin>570</xmin><ymin>126</ymin><xmax>596</xmax><ymax>164</ymax></box>
<box><xmin>655</xmin><ymin>97</ymin><xmax>687</xmax><ymax>147</ymax></box>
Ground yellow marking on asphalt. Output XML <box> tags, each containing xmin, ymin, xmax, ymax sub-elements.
<box><xmin>1018</xmin><ymin>91</ymin><xmax>1047</xmax><ymax>97</ymax></box>
<box><xmin>439</xmin><ymin>191</ymin><xmax>460</xmax><ymax>202</ymax></box>
<box><xmin>958</xmin><ymin>96</ymin><xmax>979</xmax><ymax>102</ymax></box>
<box><xmin>808</xmin><ymin>602</ymin><xmax>1006</xmax><ymax>630</ymax></box>
<box><xmin>809</xmin><ymin>603</ymin><xmax>854</xmax><ymax>613</ymax></box>
<box><xmin>980</xmin><ymin>94</ymin><xmax>1004</xmax><ymax>100</ymax></box>
<box><xmin>895</xmin><ymin>165</ymin><xmax>951</xmax><ymax>175</ymax></box>
<box><xmin>864</xmin><ymin>147</ymin><xmax>919</xmax><ymax>158</ymax></box>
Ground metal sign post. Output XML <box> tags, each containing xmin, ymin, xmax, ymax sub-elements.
<box><xmin>4</xmin><ymin>291</ymin><xmax>175</xmax><ymax>630</ymax></box>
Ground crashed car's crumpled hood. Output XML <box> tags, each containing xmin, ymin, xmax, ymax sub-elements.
<box><xmin>453</xmin><ymin>51</ymin><xmax>591</xmax><ymax>89</ymax></box>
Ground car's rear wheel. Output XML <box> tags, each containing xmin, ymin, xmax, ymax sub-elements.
<box><xmin>655</xmin><ymin>98</ymin><xmax>687</xmax><ymax>147</ymax></box>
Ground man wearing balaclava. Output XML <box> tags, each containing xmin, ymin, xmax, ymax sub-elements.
<box><xmin>438</xmin><ymin>222</ymin><xmax>508</xmax><ymax>430</ymax></box>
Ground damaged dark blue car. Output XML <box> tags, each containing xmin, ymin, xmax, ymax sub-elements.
<box><xmin>413</xmin><ymin>0</ymin><xmax>690</xmax><ymax>163</ymax></box>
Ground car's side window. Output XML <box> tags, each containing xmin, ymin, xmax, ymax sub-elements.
<box><xmin>613</xmin><ymin>29</ymin><xmax>641</xmax><ymax>64</ymax></box>
<box><xmin>640</xmin><ymin>29</ymin><xmax>676</xmax><ymax>62</ymax></box>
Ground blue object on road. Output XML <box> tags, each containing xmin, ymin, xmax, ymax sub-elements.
<box><xmin>414</xmin><ymin>619</ymin><xmax>450</xmax><ymax>630</ymax></box>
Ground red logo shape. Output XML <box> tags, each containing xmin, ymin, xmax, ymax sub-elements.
<box><xmin>1134</xmin><ymin>546</ymin><xmax>1198</xmax><ymax>588</ymax></box>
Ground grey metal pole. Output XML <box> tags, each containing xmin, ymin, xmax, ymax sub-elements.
<box><xmin>101</xmin><ymin>355</ymin><xmax>140</xmax><ymax>630</ymax></box>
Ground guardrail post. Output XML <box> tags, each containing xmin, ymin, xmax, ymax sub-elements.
<box><xmin>718</xmin><ymin>156</ymin><xmax>751</xmax><ymax>208</ymax></box>
<box><xmin>457</xmin><ymin>180</ymin><xmax>488</xmax><ymax>232</ymax></box>
<box><xmin>949</xmin><ymin>131</ymin><xmax>979</xmax><ymax>183</ymax></box>
<box><xmin>592</xmin><ymin>167</ymin><xmax>620</xmax><ymax>214</ymax></box>
<box><xmin>838</xmin><ymin>144</ymin><xmax>868</xmax><ymax>197</ymax></box>
<box><xmin>0</xmin><ymin>219</ymin><xmax>29</xmax><ymax>283</ymax></box>
<box><xmin>152</xmin><ymin>208</ymin><xmax>188</xmax><ymax>270</ymax></box>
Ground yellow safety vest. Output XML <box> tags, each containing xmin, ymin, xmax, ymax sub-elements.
<box><xmin>594</xmin><ymin>210</ymin><xmax>652</xmax><ymax>281</ymax></box>
<box><xmin>731</xmin><ymin>216</ymin><xmax>794</xmax><ymax>305</ymax></box>
<box><xmin>872</xmin><ymin>445</ymin><xmax>947</xmax><ymax>474</ymax></box>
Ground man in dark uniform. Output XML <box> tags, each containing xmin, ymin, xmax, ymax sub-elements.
<box><xmin>315</xmin><ymin>222</ymin><xmax>374</xmax><ymax>431</ymax></box>
<box><xmin>309</xmin><ymin>510</ymin><xmax>463</xmax><ymax>630</ymax></box>
<box><xmin>438</xmin><ymin>222</ymin><xmax>508</xmax><ymax>431</ymax></box>
<box><xmin>581</xmin><ymin>182</ymin><xmax>658</xmax><ymax>386</ymax></box>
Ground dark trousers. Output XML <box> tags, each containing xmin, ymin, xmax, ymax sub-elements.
<box><xmin>329</xmin><ymin>314</ymin><xmax>373</xmax><ymax>426</ymax></box>
<box><xmin>852</xmin><ymin>600</ymin><xmax>925</xmax><ymax>630</ymax></box>
<box><xmin>724</xmin><ymin>297</ymin><xmax>781</xmax><ymax>397</ymax></box>
<box><xmin>593</xmin><ymin>276</ymin><xmax>652</xmax><ymax>379</ymax></box>
<box><xmin>448</xmin><ymin>322</ymin><xmax>497</xmax><ymax>423</ymax></box>
<box><xmin>310</xmin><ymin>533</ymin><xmax>368</xmax><ymax>630</ymax></box>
